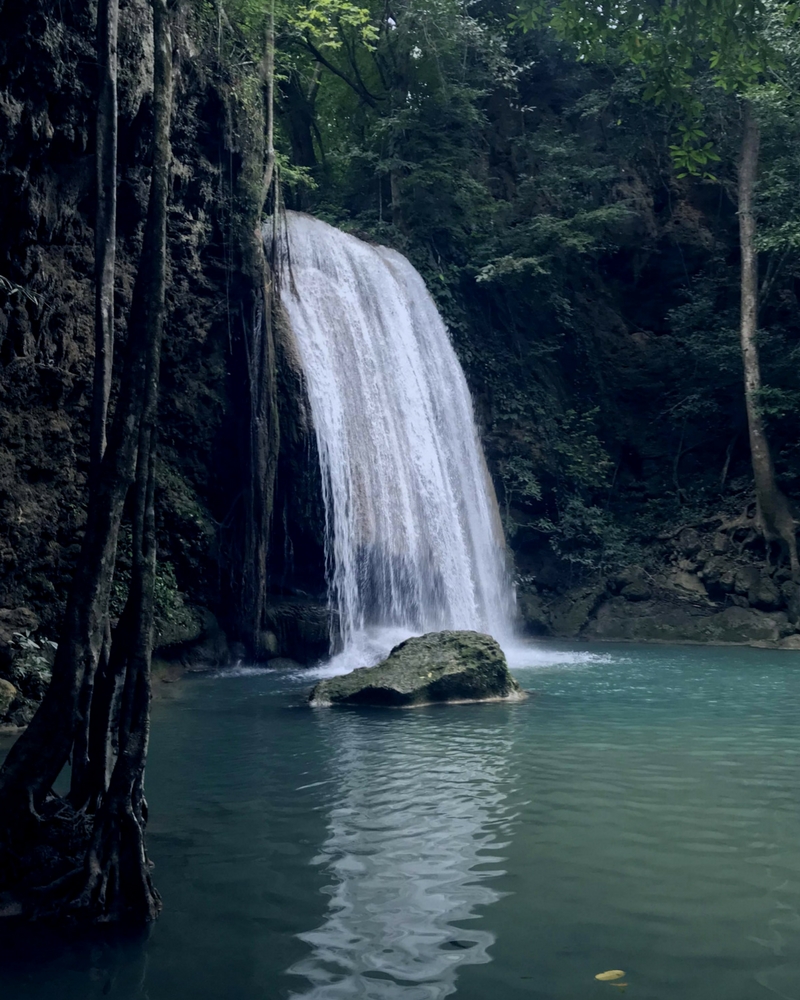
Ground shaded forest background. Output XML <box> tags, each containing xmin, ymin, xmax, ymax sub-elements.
<box><xmin>2</xmin><ymin>0</ymin><xmax>800</xmax><ymax>650</ymax></box>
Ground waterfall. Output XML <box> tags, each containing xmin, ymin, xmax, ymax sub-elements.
<box><xmin>278</xmin><ymin>213</ymin><xmax>513</xmax><ymax>670</ymax></box>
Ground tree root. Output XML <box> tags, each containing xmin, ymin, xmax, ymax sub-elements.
<box><xmin>0</xmin><ymin>793</ymin><xmax>159</xmax><ymax>925</ymax></box>
<box><xmin>67</xmin><ymin>802</ymin><xmax>162</xmax><ymax>924</ymax></box>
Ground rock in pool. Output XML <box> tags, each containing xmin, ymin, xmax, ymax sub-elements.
<box><xmin>309</xmin><ymin>630</ymin><xmax>524</xmax><ymax>707</ymax></box>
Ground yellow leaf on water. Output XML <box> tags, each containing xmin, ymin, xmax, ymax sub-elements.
<box><xmin>610</xmin><ymin>984</ymin><xmax>628</xmax><ymax>989</ymax></box>
<box><xmin>595</xmin><ymin>970</ymin><xmax>625</xmax><ymax>982</ymax></box>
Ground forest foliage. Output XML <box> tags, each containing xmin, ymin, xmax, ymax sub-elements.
<box><xmin>201</xmin><ymin>0</ymin><xmax>800</xmax><ymax>576</ymax></box>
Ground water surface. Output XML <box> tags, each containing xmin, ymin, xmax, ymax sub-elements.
<box><xmin>2</xmin><ymin>643</ymin><xmax>800</xmax><ymax>1000</ymax></box>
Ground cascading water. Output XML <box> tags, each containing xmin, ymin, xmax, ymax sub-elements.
<box><xmin>278</xmin><ymin>213</ymin><xmax>513</xmax><ymax>671</ymax></box>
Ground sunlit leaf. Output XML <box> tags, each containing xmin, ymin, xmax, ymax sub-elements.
<box><xmin>595</xmin><ymin>970</ymin><xmax>626</xmax><ymax>981</ymax></box>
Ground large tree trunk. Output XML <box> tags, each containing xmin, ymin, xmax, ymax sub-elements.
<box><xmin>72</xmin><ymin>0</ymin><xmax>173</xmax><ymax>821</ymax></box>
<box><xmin>71</xmin><ymin>384</ymin><xmax>164</xmax><ymax>923</ymax></box>
<box><xmin>0</xmin><ymin>323</ymin><xmax>150</xmax><ymax>828</ymax></box>
<box><xmin>0</xmin><ymin>0</ymin><xmax>173</xmax><ymax>925</ymax></box>
<box><xmin>738</xmin><ymin>99</ymin><xmax>798</xmax><ymax>577</ymax></box>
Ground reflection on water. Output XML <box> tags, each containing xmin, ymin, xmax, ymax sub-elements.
<box><xmin>288</xmin><ymin>712</ymin><xmax>516</xmax><ymax>998</ymax></box>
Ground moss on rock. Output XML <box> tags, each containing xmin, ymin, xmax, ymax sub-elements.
<box><xmin>0</xmin><ymin>678</ymin><xmax>17</xmax><ymax>716</ymax></box>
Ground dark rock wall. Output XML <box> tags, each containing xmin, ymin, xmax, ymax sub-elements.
<box><xmin>0</xmin><ymin>0</ymin><xmax>99</xmax><ymax>631</ymax></box>
<box><xmin>0</xmin><ymin>0</ymin><xmax>249</xmax><ymax>637</ymax></box>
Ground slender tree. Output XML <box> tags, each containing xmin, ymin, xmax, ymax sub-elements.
<box><xmin>234</xmin><ymin>0</ymin><xmax>281</xmax><ymax>658</ymax></box>
<box><xmin>71</xmin><ymin>0</ymin><xmax>120</xmax><ymax>811</ymax></box>
<box><xmin>737</xmin><ymin>99</ymin><xmax>798</xmax><ymax>572</ymax></box>
<box><xmin>264</xmin><ymin>0</ymin><xmax>277</xmax><ymax>198</ymax></box>
<box><xmin>91</xmin><ymin>0</ymin><xmax>119</xmax><ymax>476</ymax></box>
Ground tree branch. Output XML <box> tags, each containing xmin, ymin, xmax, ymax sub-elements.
<box><xmin>301</xmin><ymin>36</ymin><xmax>380</xmax><ymax>108</ymax></box>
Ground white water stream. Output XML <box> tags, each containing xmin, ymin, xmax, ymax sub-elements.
<box><xmin>278</xmin><ymin>213</ymin><xmax>513</xmax><ymax>671</ymax></box>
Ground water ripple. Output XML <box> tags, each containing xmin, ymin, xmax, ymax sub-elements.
<box><xmin>287</xmin><ymin>712</ymin><xmax>517</xmax><ymax>998</ymax></box>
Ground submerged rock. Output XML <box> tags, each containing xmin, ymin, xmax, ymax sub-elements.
<box><xmin>309</xmin><ymin>630</ymin><xmax>523</xmax><ymax>707</ymax></box>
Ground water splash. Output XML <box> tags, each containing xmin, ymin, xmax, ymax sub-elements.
<box><xmin>279</xmin><ymin>214</ymin><xmax>513</xmax><ymax>667</ymax></box>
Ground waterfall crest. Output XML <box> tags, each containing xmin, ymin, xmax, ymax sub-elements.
<box><xmin>279</xmin><ymin>213</ymin><xmax>513</xmax><ymax>668</ymax></box>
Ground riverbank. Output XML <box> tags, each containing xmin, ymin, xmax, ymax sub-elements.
<box><xmin>520</xmin><ymin>585</ymin><xmax>800</xmax><ymax>648</ymax></box>
<box><xmin>517</xmin><ymin>514</ymin><xmax>800</xmax><ymax>649</ymax></box>
<box><xmin>4</xmin><ymin>598</ymin><xmax>800</xmax><ymax>732</ymax></box>
<box><xmin>0</xmin><ymin>601</ymin><xmax>233</xmax><ymax>731</ymax></box>
<box><xmin>4</xmin><ymin>512</ymin><xmax>800</xmax><ymax>734</ymax></box>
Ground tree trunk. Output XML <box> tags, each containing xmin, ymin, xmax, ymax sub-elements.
<box><xmin>73</xmin><ymin>0</ymin><xmax>120</xmax><ymax>807</ymax></box>
<box><xmin>91</xmin><ymin>0</ymin><xmax>119</xmax><ymax>476</ymax></box>
<box><xmin>738</xmin><ymin>100</ymin><xmax>798</xmax><ymax>577</ymax></box>
<box><xmin>71</xmin><ymin>422</ymin><xmax>163</xmax><ymax>923</ymax></box>
<box><xmin>282</xmin><ymin>69</ymin><xmax>319</xmax><ymax>175</ymax></box>
<box><xmin>73</xmin><ymin>0</ymin><xmax>173</xmax><ymax>820</ymax></box>
<box><xmin>233</xmin><ymin>0</ymin><xmax>280</xmax><ymax>657</ymax></box>
<box><xmin>0</xmin><ymin>0</ymin><xmax>175</xmax><ymax>911</ymax></box>
<box><xmin>261</xmin><ymin>0</ymin><xmax>276</xmax><ymax>203</ymax></box>
<box><xmin>390</xmin><ymin>167</ymin><xmax>403</xmax><ymax>229</ymax></box>
<box><xmin>0</xmin><ymin>326</ymin><xmax>149</xmax><ymax>827</ymax></box>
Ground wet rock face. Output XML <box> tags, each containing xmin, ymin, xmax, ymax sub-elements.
<box><xmin>620</xmin><ymin>579</ymin><xmax>652</xmax><ymax>602</ymax></box>
<box><xmin>0</xmin><ymin>4</ymin><xmax>252</xmax><ymax>642</ymax></box>
<box><xmin>515</xmin><ymin>506</ymin><xmax>800</xmax><ymax>647</ymax></box>
<box><xmin>585</xmin><ymin>598</ymin><xmax>792</xmax><ymax>645</ymax></box>
<box><xmin>265</xmin><ymin>599</ymin><xmax>338</xmax><ymax>664</ymax></box>
<box><xmin>309</xmin><ymin>630</ymin><xmax>523</xmax><ymax>707</ymax></box>
<box><xmin>548</xmin><ymin>585</ymin><xmax>607</xmax><ymax>637</ymax></box>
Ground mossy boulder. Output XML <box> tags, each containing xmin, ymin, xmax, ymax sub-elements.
<box><xmin>153</xmin><ymin>600</ymin><xmax>205</xmax><ymax>651</ymax></box>
<box><xmin>153</xmin><ymin>607</ymin><xmax>230</xmax><ymax>669</ymax></box>
<box><xmin>310</xmin><ymin>630</ymin><xmax>523</xmax><ymax>707</ymax></box>
<box><xmin>0</xmin><ymin>678</ymin><xmax>17</xmax><ymax>717</ymax></box>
